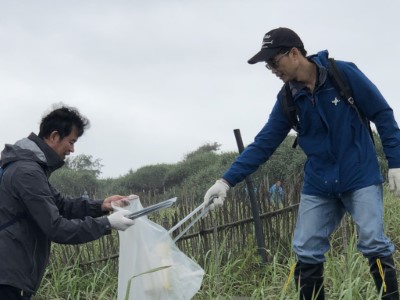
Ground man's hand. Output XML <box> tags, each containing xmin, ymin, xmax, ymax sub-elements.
<box><xmin>107</xmin><ymin>209</ymin><xmax>135</xmax><ymax>231</ymax></box>
<box><xmin>203</xmin><ymin>179</ymin><xmax>230</xmax><ymax>210</ymax></box>
<box><xmin>102</xmin><ymin>194</ymin><xmax>138</xmax><ymax>211</ymax></box>
<box><xmin>388</xmin><ymin>168</ymin><xmax>400</xmax><ymax>196</ymax></box>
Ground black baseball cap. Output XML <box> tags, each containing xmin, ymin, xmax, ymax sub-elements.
<box><xmin>248</xmin><ymin>27</ymin><xmax>304</xmax><ymax>64</ymax></box>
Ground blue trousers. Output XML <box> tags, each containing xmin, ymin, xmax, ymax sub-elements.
<box><xmin>293</xmin><ymin>184</ymin><xmax>394</xmax><ymax>264</ymax></box>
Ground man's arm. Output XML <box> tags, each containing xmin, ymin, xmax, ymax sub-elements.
<box><xmin>15</xmin><ymin>169</ymin><xmax>131</xmax><ymax>244</ymax></box>
<box><xmin>222</xmin><ymin>98</ymin><xmax>292</xmax><ymax>187</ymax></box>
<box><xmin>203</xmin><ymin>97</ymin><xmax>291</xmax><ymax>209</ymax></box>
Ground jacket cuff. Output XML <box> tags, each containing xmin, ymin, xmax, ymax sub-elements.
<box><xmin>89</xmin><ymin>200</ymin><xmax>108</xmax><ymax>217</ymax></box>
<box><xmin>98</xmin><ymin>216</ymin><xmax>112</xmax><ymax>235</ymax></box>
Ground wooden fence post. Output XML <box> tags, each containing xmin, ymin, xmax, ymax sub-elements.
<box><xmin>233</xmin><ymin>129</ymin><xmax>268</xmax><ymax>264</ymax></box>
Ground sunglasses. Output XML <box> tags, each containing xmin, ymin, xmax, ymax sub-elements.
<box><xmin>265</xmin><ymin>50</ymin><xmax>290</xmax><ymax>70</ymax></box>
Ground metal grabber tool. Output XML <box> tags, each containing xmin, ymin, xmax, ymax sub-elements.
<box><xmin>168</xmin><ymin>197</ymin><xmax>215</xmax><ymax>242</ymax></box>
<box><xmin>126</xmin><ymin>197</ymin><xmax>177</xmax><ymax>220</ymax></box>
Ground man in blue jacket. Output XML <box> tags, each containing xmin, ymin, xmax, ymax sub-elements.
<box><xmin>203</xmin><ymin>27</ymin><xmax>400</xmax><ymax>299</ymax></box>
<box><xmin>0</xmin><ymin>105</ymin><xmax>135</xmax><ymax>299</ymax></box>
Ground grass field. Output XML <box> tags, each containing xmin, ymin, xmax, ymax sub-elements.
<box><xmin>34</xmin><ymin>186</ymin><xmax>400</xmax><ymax>299</ymax></box>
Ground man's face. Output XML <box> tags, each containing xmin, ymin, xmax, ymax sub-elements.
<box><xmin>46</xmin><ymin>127</ymin><xmax>79</xmax><ymax>160</ymax></box>
<box><xmin>265</xmin><ymin>51</ymin><xmax>290</xmax><ymax>71</ymax></box>
<box><xmin>265</xmin><ymin>49</ymin><xmax>297</xmax><ymax>82</ymax></box>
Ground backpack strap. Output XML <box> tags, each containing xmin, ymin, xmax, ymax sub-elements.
<box><xmin>280</xmin><ymin>83</ymin><xmax>300</xmax><ymax>148</ymax></box>
<box><xmin>279</xmin><ymin>58</ymin><xmax>374</xmax><ymax>148</ymax></box>
<box><xmin>0</xmin><ymin>212</ymin><xmax>28</xmax><ymax>231</ymax></box>
<box><xmin>327</xmin><ymin>58</ymin><xmax>374</xmax><ymax>143</ymax></box>
<box><xmin>327</xmin><ymin>58</ymin><xmax>364</xmax><ymax>123</ymax></box>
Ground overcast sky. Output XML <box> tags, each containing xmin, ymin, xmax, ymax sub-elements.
<box><xmin>1</xmin><ymin>0</ymin><xmax>399</xmax><ymax>178</ymax></box>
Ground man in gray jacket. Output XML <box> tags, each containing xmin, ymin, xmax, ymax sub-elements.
<box><xmin>0</xmin><ymin>105</ymin><xmax>135</xmax><ymax>299</ymax></box>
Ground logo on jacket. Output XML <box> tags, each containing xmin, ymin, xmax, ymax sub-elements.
<box><xmin>332</xmin><ymin>97</ymin><xmax>340</xmax><ymax>106</ymax></box>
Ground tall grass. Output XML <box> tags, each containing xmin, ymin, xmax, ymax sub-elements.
<box><xmin>35</xmin><ymin>259</ymin><xmax>117</xmax><ymax>300</ymax></box>
<box><xmin>194</xmin><ymin>241</ymin><xmax>386</xmax><ymax>299</ymax></box>
<box><xmin>35</xmin><ymin>186</ymin><xmax>400</xmax><ymax>299</ymax></box>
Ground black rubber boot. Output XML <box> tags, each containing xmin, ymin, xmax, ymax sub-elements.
<box><xmin>294</xmin><ymin>261</ymin><xmax>325</xmax><ymax>300</ymax></box>
<box><xmin>369</xmin><ymin>255</ymin><xmax>399</xmax><ymax>299</ymax></box>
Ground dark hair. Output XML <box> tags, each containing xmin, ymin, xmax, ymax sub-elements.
<box><xmin>298</xmin><ymin>47</ymin><xmax>307</xmax><ymax>57</ymax></box>
<box><xmin>278</xmin><ymin>47</ymin><xmax>307</xmax><ymax>57</ymax></box>
<box><xmin>38</xmin><ymin>105</ymin><xmax>90</xmax><ymax>139</ymax></box>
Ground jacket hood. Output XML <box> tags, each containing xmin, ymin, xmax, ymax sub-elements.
<box><xmin>0</xmin><ymin>133</ymin><xmax>64</xmax><ymax>172</ymax></box>
<box><xmin>308</xmin><ymin>49</ymin><xmax>330</xmax><ymax>67</ymax></box>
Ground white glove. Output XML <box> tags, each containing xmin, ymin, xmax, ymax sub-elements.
<box><xmin>388</xmin><ymin>168</ymin><xmax>400</xmax><ymax>196</ymax></box>
<box><xmin>203</xmin><ymin>179</ymin><xmax>230</xmax><ymax>210</ymax></box>
<box><xmin>107</xmin><ymin>209</ymin><xmax>135</xmax><ymax>231</ymax></box>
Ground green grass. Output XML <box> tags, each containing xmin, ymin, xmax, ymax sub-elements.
<box><xmin>35</xmin><ymin>186</ymin><xmax>400</xmax><ymax>299</ymax></box>
<box><xmin>35</xmin><ymin>259</ymin><xmax>117</xmax><ymax>300</ymax></box>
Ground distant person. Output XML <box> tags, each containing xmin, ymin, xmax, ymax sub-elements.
<box><xmin>268</xmin><ymin>180</ymin><xmax>284</xmax><ymax>204</ymax></box>
<box><xmin>82</xmin><ymin>190</ymin><xmax>90</xmax><ymax>199</ymax></box>
<box><xmin>0</xmin><ymin>105</ymin><xmax>135</xmax><ymax>299</ymax></box>
<box><xmin>202</xmin><ymin>27</ymin><xmax>399</xmax><ymax>299</ymax></box>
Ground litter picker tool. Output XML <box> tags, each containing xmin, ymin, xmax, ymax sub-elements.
<box><xmin>126</xmin><ymin>197</ymin><xmax>177</xmax><ymax>220</ymax></box>
<box><xmin>168</xmin><ymin>200</ymin><xmax>212</xmax><ymax>242</ymax></box>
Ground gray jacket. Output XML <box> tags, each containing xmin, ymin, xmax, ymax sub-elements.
<box><xmin>0</xmin><ymin>133</ymin><xmax>111</xmax><ymax>293</ymax></box>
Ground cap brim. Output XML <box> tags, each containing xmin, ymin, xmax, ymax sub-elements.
<box><xmin>247</xmin><ymin>48</ymin><xmax>281</xmax><ymax>64</ymax></box>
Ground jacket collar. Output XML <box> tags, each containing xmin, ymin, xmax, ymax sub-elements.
<box><xmin>27</xmin><ymin>133</ymin><xmax>65</xmax><ymax>172</ymax></box>
<box><xmin>288</xmin><ymin>51</ymin><xmax>329</xmax><ymax>98</ymax></box>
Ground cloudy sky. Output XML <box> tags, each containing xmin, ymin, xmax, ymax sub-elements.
<box><xmin>1</xmin><ymin>0</ymin><xmax>399</xmax><ymax>178</ymax></box>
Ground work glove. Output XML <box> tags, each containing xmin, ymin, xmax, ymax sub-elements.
<box><xmin>203</xmin><ymin>179</ymin><xmax>230</xmax><ymax>210</ymax></box>
<box><xmin>388</xmin><ymin>168</ymin><xmax>400</xmax><ymax>196</ymax></box>
<box><xmin>107</xmin><ymin>209</ymin><xmax>135</xmax><ymax>231</ymax></box>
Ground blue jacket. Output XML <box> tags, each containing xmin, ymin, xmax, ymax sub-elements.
<box><xmin>269</xmin><ymin>184</ymin><xmax>283</xmax><ymax>196</ymax></box>
<box><xmin>223</xmin><ymin>50</ymin><xmax>400</xmax><ymax>197</ymax></box>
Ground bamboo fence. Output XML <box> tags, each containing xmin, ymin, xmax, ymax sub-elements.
<box><xmin>50</xmin><ymin>173</ymin><xmax>355</xmax><ymax>271</ymax></box>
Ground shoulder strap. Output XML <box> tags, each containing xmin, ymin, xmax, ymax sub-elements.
<box><xmin>327</xmin><ymin>58</ymin><xmax>362</xmax><ymax>121</ymax></box>
<box><xmin>280</xmin><ymin>83</ymin><xmax>300</xmax><ymax>148</ymax></box>
<box><xmin>327</xmin><ymin>58</ymin><xmax>374</xmax><ymax>143</ymax></box>
<box><xmin>280</xmin><ymin>58</ymin><xmax>374</xmax><ymax>148</ymax></box>
<box><xmin>0</xmin><ymin>212</ymin><xmax>28</xmax><ymax>231</ymax></box>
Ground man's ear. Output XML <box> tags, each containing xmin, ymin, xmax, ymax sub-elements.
<box><xmin>47</xmin><ymin>131</ymin><xmax>60</xmax><ymax>144</ymax></box>
<box><xmin>291</xmin><ymin>47</ymin><xmax>300</xmax><ymax>58</ymax></box>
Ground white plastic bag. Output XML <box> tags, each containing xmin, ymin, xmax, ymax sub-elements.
<box><xmin>117</xmin><ymin>198</ymin><xmax>205</xmax><ymax>300</ymax></box>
